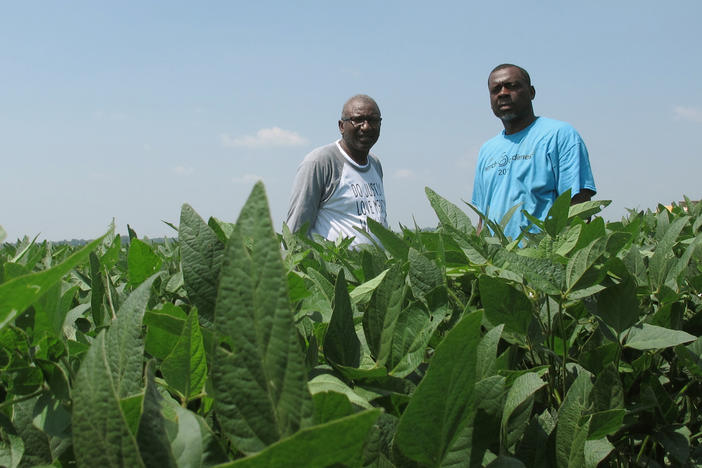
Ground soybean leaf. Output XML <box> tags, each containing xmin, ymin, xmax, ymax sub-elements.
<box><xmin>128</xmin><ymin>239</ymin><xmax>162</xmax><ymax>287</ymax></box>
<box><xmin>179</xmin><ymin>203</ymin><xmax>225</xmax><ymax>328</ymax></box>
<box><xmin>137</xmin><ymin>360</ymin><xmax>177</xmax><ymax>468</ymax></box>
<box><xmin>12</xmin><ymin>397</ymin><xmax>51</xmax><ymax>467</ymax></box>
<box><xmin>90</xmin><ymin>251</ymin><xmax>106</xmax><ymax>327</ymax></box>
<box><xmin>479</xmin><ymin>276</ymin><xmax>532</xmax><ymax>343</ymax></box>
<box><xmin>477</xmin><ymin>324</ymin><xmax>504</xmax><ymax>379</ymax></box>
<box><xmin>349</xmin><ymin>268</ymin><xmax>389</xmax><ymax>306</ymax></box>
<box><xmin>144</xmin><ymin>304</ymin><xmax>187</xmax><ymax>360</ymax></box>
<box><xmin>106</xmin><ymin>274</ymin><xmax>158</xmax><ymax>399</ymax></box>
<box><xmin>217</xmin><ymin>410</ymin><xmax>381</xmax><ymax>468</ymax></box>
<box><xmin>500</xmin><ymin>373</ymin><xmax>546</xmax><ymax>451</ymax></box>
<box><xmin>544</xmin><ymin>190</ymin><xmax>572</xmax><ymax>238</ymax></box>
<box><xmin>584</xmin><ymin>438</ymin><xmax>614</xmax><ymax>468</ymax></box>
<box><xmin>386</xmin><ymin>302</ymin><xmax>434</xmax><ymax>378</ymax></box>
<box><xmin>323</xmin><ymin>270</ymin><xmax>361</xmax><ymax>368</ymax></box>
<box><xmin>0</xmin><ymin>230</ymin><xmax>109</xmax><ymax>331</ymax></box>
<box><xmin>363</xmin><ymin>263</ymin><xmax>404</xmax><ymax>365</ymax></box>
<box><xmin>555</xmin><ymin>371</ymin><xmax>593</xmax><ymax>468</ymax></box>
<box><xmin>408</xmin><ymin>248</ymin><xmax>444</xmax><ymax>306</ymax></box>
<box><xmin>367</xmin><ymin>218</ymin><xmax>409</xmax><ymax>260</ymax></box>
<box><xmin>312</xmin><ymin>391</ymin><xmax>354</xmax><ymax>425</ymax></box>
<box><xmin>593</xmin><ymin>275</ymin><xmax>640</xmax><ymax>334</ymax></box>
<box><xmin>565</xmin><ymin>237</ymin><xmax>606</xmax><ymax>292</ymax></box>
<box><xmin>425</xmin><ymin>186</ymin><xmax>475</xmax><ymax>235</ymax></box>
<box><xmin>161</xmin><ymin>400</ymin><xmax>228</xmax><ymax>468</ymax></box>
<box><xmin>649</xmin><ymin>216</ymin><xmax>689</xmax><ymax>289</ymax></box>
<box><xmin>623</xmin><ymin>324</ymin><xmax>696</xmax><ymax>350</ymax></box>
<box><xmin>161</xmin><ymin>308</ymin><xmax>207</xmax><ymax>402</ymax></box>
<box><xmin>307</xmin><ymin>374</ymin><xmax>372</xmax><ymax>409</ymax></box>
<box><xmin>212</xmin><ymin>182</ymin><xmax>312</xmax><ymax>454</ymax></box>
<box><xmin>394</xmin><ymin>311</ymin><xmax>483</xmax><ymax>466</ymax></box>
<box><xmin>568</xmin><ymin>199</ymin><xmax>611</xmax><ymax>221</ymax></box>
<box><xmin>72</xmin><ymin>331</ymin><xmax>145</xmax><ymax>468</ymax></box>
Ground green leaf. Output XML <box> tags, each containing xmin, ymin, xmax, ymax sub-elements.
<box><xmin>477</xmin><ymin>324</ymin><xmax>504</xmax><ymax>379</ymax></box>
<box><xmin>408</xmin><ymin>248</ymin><xmax>444</xmax><ymax>305</ymax></box>
<box><xmin>307</xmin><ymin>374</ymin><xmax>372</xmax><ymax>409</ymax></box>
<box><xmin>72</xmin><ymin>331</ymin><xmax>145</xmax><ymax>468</ymax></box>
<box><xmin>568</xmin><ymin>199</ymin><xmax>611</xmax><ymax>221</ymax></box>
<box><xmin>33</xmin><ymin>282</ymin><xmax>76</xmax><ymax>341</ymax></box>
<box><xmin>500</xmin><ymin>373</ymin><xmax>546</xmax><ymax>450</ymax></box>
<box><xmin>162</xmin><ymin>400</ymin><xmax>228</xmax><ymax>467</ymax></box>
<box><xmin>492</xmin><ymin>249</ymin><xmax>564</xmax><ymax>296</ymax></box>
<box><xmin>479</xmin><ymin>276</ymin><xmax>532</xmax><ymax>342</ymax></box>
<box><xmin>649</xmin><ymin>216</ymin><xmax>689</xmax><ymax>289</ymax></box>
<box><xmin>218</xmin><ymin>410</ymin><xmax>381</xmax><ymax>468</ymax></box>
<box><xmin>386</xmin><ymin>302</ymin><xmax>435</xmax><ymax>377</ymax></box>
<box><xmin>212</xmin><ymin>182</ymin><xmax>312</xmax><ymax>454</ymax></box>
<box><xmin>161</xmin><ymin>309</ymin><xmax>207</xmax><ymax>401</ymax></box>
<box><xmin>565</xmin><ymin>236</ymin><xmax>606</xmax><ymax>292</ymax></box>
<box><xmin>0</xmin><ymin>229</ymin><xmax>109</xmax><ymax>331</ymax></box>
<box><xmin>425</xmin><ymin>186</ymin><xmax>475</xmax><ymax>234</ymax></box>
<box><xmin>349</xmin><ymin>268</ymin><xmax>389</xmax><ymax>306</ymax></box>
<box><xmin>106</xmin><ymin>274</ymin><xmax>158</xmax><ymax>399</ymax></box>
<box><xmin>144</xmin><ymin>304</ymin><xmax>187</xmax><ymax>360</ymax></box>
<box><xmin>362</xmin><ymin>263</ymin><xmax>404</xmax><ymax>365</ymax></box>
<box><xmin>90</xmin><ymin>252</ymin><xmax>106</xmax><ymax>327</ymax></box>
<box><xmin>137</xmin><ymin>360</ymin><xmax>177</xmax><ymax>468</ymax></box>
<box><xmin>394</xmin><ymin>311</ymin><xmax>483</xmax><ymax>466</ymax></box>
<box><xmin>128</xmin><ymin>239</ymin><xmax>163</xmax><ymax>286</ymax></box>
<box><xmin>584</xmin><ymin>438</ymin><xmax>614</xmax><ymax>468</ymax></box>
<box><xmin>179</xmin><ymin>203</ymin><xmax>225</xmax><ymax>328</ymax></box>
<box><xmin>593</xmin><ymin>275</ymin><xmax>640</xmax><ymax>334</ymax></box>
<box><xmin>623</xmin><ymin>323</ymin><xmax>696</xmax><ymax>350</ymax></box>
<box><xmin>587</xmin><ymin>409</ymin><xmax>625</xmax><ymax>440</ymax></box>
<box><xmin>544</xmin><ymin>190</ymin><xmax>572</xmax><ymax>237</ymax></box>
<box><xmin>312</xmin><ymin>391</ymin><xmax>354</xmax><ymax>424</ymax></box>
<box><xmin>367</xmin><ymin>218</ymin><xmax>409</xmax><ymax>260</ymax></box>
<box><xmin>323</xmin><ymin>270</ymin><xmax>361</xmax><ymax>368</ymax></box>
<box><xmin>555</xmin><ymin>371</ymin><xmax>593</xmax><ymax>468</ymax></box>
<box><xmin>12</xmin><ymin>396</ymin><xmax>51</xmax><ymax>467</ymax></box>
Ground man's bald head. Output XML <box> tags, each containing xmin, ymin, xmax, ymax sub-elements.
<box><xmin>341</xmin><ymin>94</ymin><xmax>380</xmax><ymax>119</ymax></box>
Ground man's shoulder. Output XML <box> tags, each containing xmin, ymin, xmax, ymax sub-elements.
<box><xmin>532</xmin><ymin>116</ymin><xmax>580</xmax><ymax>135</ymax></box>
<box><xmin>302</xmin><ymin>142</ymin><xmax>341</xmax><ymax>164</ymax></box>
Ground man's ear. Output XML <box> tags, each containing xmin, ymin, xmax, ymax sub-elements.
<box><xmin>530</xmin><ymin>86</ymin><xmax>536</xmax><ymax>100</ymax></box>
<box><xmin>338</xmin><ymin>120</ymin><xmax>344</xmax><ymax>133</ymax></box>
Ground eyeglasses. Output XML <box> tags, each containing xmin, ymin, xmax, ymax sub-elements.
<box><xmin>341</xmin><ymin>116</ymin><xmax>382</xmax><ymax>128</ymax></box>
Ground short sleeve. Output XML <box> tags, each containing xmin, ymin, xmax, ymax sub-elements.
<box><xmin>555</xmin><ymin>127</ymin><xmax>596</xmax><ymax>197</ymax></box>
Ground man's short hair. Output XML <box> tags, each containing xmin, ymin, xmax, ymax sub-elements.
<box><xmin>489</xmin><ymin>64</ymin><xmax>532</xmax><ymax>86</ymax></box>
<box><xmin>341</xmin><ymin>94</ymin><xmax>378</xmax><ymax>119</ymax></box>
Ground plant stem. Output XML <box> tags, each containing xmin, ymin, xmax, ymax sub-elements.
<box><xmin>104</xmin><ymin>266</ymin><xmax>117</xmax><ymax>320</ymax></box>
<box><xmin>635</xmin><ymin>435</ymin><xmax>650</xmax><ymax>463</ymax></box>
<box><xmin>0</xmin><ymin>389</ymin><xmax>44</xmax><ymax>411</ymax></box>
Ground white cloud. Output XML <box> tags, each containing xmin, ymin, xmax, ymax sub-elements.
<box><xmin>393</xmin><ymin>168</ymin><xmax>415</xmax><ymax>179</ymax></box>
<box><xmin>232</xmin><ymin>174</ymin><xmax>263</xmax><ymax>184</ymax></box>
<box><xmin>220</xmin><ymin>127</ymin><xmax>308</xmax><ymax>149</ymax></box>
<box><xmin>173</xmin><ymin>166</ymin><xmax>194</xmax><ymax>176</ymax></box>
<box><xmin>673</xmin><ymin>106</ymin><xmax>702</xmax><ymax>123</ymax></box>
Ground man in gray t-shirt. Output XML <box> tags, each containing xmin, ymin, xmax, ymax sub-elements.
<box><xmin>286</xmin><ymin>95</ymin><xmax>388</xmax><ymax>247</ymax></box>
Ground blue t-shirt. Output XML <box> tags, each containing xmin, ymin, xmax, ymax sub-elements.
<box><xmin>472</xmin><ymin>117</ymin><xmax>596</xmax><ymax>240</ymax></box>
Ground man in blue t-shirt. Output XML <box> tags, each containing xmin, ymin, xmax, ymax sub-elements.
<box><xmin>472</xmin><ymin>64</ymin><xmax>596</xmax><ymax>240</ymax></box>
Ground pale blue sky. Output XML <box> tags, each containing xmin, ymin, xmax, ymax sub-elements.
<box><xmin>2</xmin><ymin>1</ymin><xmax>701</xmax><ymax>240</ymax></box>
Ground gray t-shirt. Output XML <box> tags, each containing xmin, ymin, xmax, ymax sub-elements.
<box><xmin>286</xmin><ymin>140</ymin><xmax>387</xmax><ymax>247</ymax></box>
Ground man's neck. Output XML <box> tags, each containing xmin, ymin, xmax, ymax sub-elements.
<box><xmin>339</xmin><ymin>140</ymin><xmax>368</xmax><ymax>165</ymax></box>
<box><xmin>503</xmin><ymin>114</ymin><xmax>537</xmax><ymax>135</ymax></box>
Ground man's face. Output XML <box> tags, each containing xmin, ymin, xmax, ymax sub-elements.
<box><xmin>488</xmin><ymin>67</ymin><xmax>535</xmax><ymax>122</ymax></box>
<box><xmin>339</xmin><ymin>98</ymin><xmax>381</xmax><ymax>156</ymax></box>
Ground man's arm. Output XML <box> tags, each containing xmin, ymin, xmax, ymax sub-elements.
<box><xmin>286</xmin><ymin>158</ymin><xmax>324</xmax><ymax>235</ymax></box>
<box><xmin>571</xmin><ymin>188</ymin><xmax>595</xmax><ymax>205</ymax></box>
